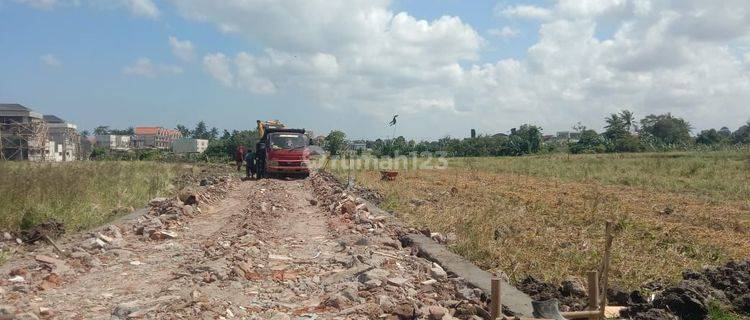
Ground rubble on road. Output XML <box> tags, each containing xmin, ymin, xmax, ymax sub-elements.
<box><xmin>131</xmin><ymin>175</ymin><xmax>234</xmax><ymax>242</ymax></box>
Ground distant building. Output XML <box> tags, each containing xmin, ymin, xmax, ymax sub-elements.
<box><xmin>556</xmin><ymin>131</ymin><xmax>581</xmax><ymax>141</ymax></box>
<box><xmin>95</xmin><ymin>135</ymin><xmax>131</xmax><ymax>151</ymax></box>
<box><xmin>350</xmin><ymin>140</ymin><xmax>367</xmax><ymax>151</ymax></box>
<box><xmin>44</xmin><ymin>115</ymin><xmax>80</xmax><ymax>161</ymax></box>
<box><xmin>133</xmin><ymin>127</ymin><xmax>182</xmax><ymax>149</ymax></box>
<box><xmin>172</xmin><ymin>138</ymin><xmax>209</xmax><ymax>154</ymax></box>
<box><xmin>492</xmin><ymin>133</ymin><xmax>509</xmax><ymax>138</ymax></box>
<box><xmin>0</xmin><ymin>104</ymin><xmax>49</xmax><ymax>161</ymax></box>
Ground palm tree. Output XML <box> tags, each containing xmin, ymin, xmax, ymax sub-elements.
<box><xmin>619</xmin><ymin>110</ymin><xmax>636</xmax><ymax>132</ymax></box>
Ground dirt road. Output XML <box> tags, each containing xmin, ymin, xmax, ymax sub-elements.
<box><xmin>1</xmin><ymin>175</ymin><xmax>488</xmax><ymax>319</ymax></box>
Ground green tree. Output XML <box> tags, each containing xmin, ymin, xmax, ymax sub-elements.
<box><xmin>570</xmin><ymin>129</ymin><xmax>606</xmax><ymax>154</ymax></box>
<box><xmin>93</xmin><ymin>126</ymin><xmax>110</xmax><ymax>135</ymax></box>
<box><xmin>604</xmin><ymin>112</ymin><xmax>640</xmax><ymax>152</ymax></box>
<box><xmin>324</xmin><ymin>131</ymin><xmax>347</xmax><ymax>156</ymax></box>
<box><xmin>209</xmin><ymin>127</ymin><xmax>219</xmax><ymax>141</ymax></box>
<box><xmin>732</xmin><ymin>121</ymin><xmax>750</xmax><ymax>144</ymax></box>
<box><xmin>109</xmin><ymin>127</ymin><xmax>134</xmax><ymax>135</ymax></box>
<box><xmin>640</xmin><ymin>113</ymin><xmax>692</xmax><ymax>145</ymax></box>
<box><xmin>604</xmin><ymin>113</ymin><xmax>629</xmax><ymax>141</ymax></box>
<box><xmin>192</xmin><ymin>121</ymin><xmax>209</xmax><ymax>139</ymax></box>
<box><xmin>505</xmin><ymin>124</ymin><xmax>542</xmax><ymax>155</ymax></box>
<box><xmin>176</xmin><ymin>124</ymin><xmax>191</xmax><ymax>137</ymax></box>
<box><xmin>696</xmin><ymin>129</ymin><xmax>730</xmax><ymax>145</ymax></box>
<box><xmin>619</xmin><ymin>110</ymin><xmax>636</xmax><ymax>132</ymax></box>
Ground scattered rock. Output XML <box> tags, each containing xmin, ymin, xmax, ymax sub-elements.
<box><xmin>427</xmin><ymin>305</ymin><xmax>447</xmax><ymax>320</ymax></box>
<box><xmin>561</xmin><ymin>275</ymin><xmax>587</xmax><ymax>297</ymax></box>
<box><xmin>430</xmin><ymin>264</ymin><xmax>448</xmax><ymax>280</ymax></box>
<box><xmin>14</xmin><ymin>313</ymin><xmax>39</xmax><ymax>320</ymax></box>
<box><xmin>0</xmin><ymin>305</ymin><xmax>17</xmax><ymax>318</ymax></box>
<box><xmin>112</xmin><ymin>301</ymin><xmax>142</xmax><ymax>318</ymax></box>
<box><xmin>393</xmin><ymin>303</ymin><xmax>415</xmax><ymax>319</ymax></box>
<box><xmin>387</xmin><ymin>277</ymin><xmax>409</xmax><ymax>286</ymax></box>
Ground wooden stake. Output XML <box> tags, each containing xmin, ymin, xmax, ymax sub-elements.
<box><xmin>490</xmin><ymin>277</ymin><xmax>502</xmax><ymax>320</ymax></box>
<box><xmin>44</xmin><ymin>235</ymin><xmax>64</xmax><ymax>255</ymax></box>
<box><xmin>587</xmin><ymin>271</ymin><xmax>600</xmax><ymax>320</ymax></box>
<box><xmin>599</xmin><ymin>221</ymin><xmax>614</xmax><ymax>320</ymax></box>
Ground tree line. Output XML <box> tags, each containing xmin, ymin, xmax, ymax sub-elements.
<box><xmin>323</xmin><ymin>112</ymin><xmax>750</xmax><ymax>157</ymax></box>
<box><xmin>86</xmin><ymin>111</ymin><xmax>750</xmax><ymax>160</ymax></box>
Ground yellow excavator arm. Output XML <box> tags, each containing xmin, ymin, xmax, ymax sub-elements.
<box><xmin>257</xmin><ymin>120</ymin><xmax>284</xmax><ymax>138</ymax></box>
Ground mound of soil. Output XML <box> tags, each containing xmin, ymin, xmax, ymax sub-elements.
<box><xmin>624</xmin><ymin>260</ymin><xmax>750</xmax><ymax>319</ymax></box>
<box><xmin>517</xmin><ymin>276</ymin><xmax>589</xmax><ymax>311</ymax></box>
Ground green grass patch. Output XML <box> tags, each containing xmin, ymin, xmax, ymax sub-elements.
<box><xmin>708</xmin><ymin>300</ymin><xmax>741</xmax><ymax>320</ymax></box>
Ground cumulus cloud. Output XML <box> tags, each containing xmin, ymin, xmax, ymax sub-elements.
<box><xmin>488</xmin><ymin>26</ymin><xmax>520</xmax><ymax>38</ymax></box>
<box><xmin>497</xmin><ymin>4</ymin><xmax>553</xmax><ymax>20</ymax></box>
<box><xmin>123</xmin><ymin>0</ymin><xmax>159</xmax><ymax>19</ymax></box>
<box><xmin>175</xmin><ymin>0</ymin><xmax>481</xmax><ymax>122</ymax></box>
<box><xmin>202</xmin><ymin>53</ymin><xmax>233</xmax><ymax>86</ymax></box>
<box><xmin>122</xmin><ymin>58</ymin><xmax>182</xmax><ymax>77</ymax></box>
<box><xmin>171</xmin><ymin>0</ymin><xmax>750</xmax><ymax>137</ymax></box>
<box><xmin>169</xmin><ymin>36</ymin><xmax>196</xmax><ymax>62</ymax></box>
<box><xmin>40</xmin><ymin>54</ymin><xmax>61</xmax><ymax>67</ymax></box>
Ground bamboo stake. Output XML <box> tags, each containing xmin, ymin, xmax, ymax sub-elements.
<box><xmin>587</xmin><ymin>271</ymin><xmax>600</xmax><ymax>320</ymax></box>
<box><xmin>490</xmin><ymin>277</ymin><xmax>502</xmax><ymax>319</ymax></box>
<box><xmin>599</xmin><ymin>221</ymin><xmax>614</xmax><ymax>320</ymax></box>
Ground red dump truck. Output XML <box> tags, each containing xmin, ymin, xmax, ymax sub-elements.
<box><xmin>255</xmin><ymin>120</ymin><xmax>311</xmax><ymax>178</ymax></box>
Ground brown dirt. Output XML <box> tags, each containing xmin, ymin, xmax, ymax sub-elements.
<box><xmin>0</xmin><ymin>175</ymin><xmax>489</xmax><ymax>319</ymax></box>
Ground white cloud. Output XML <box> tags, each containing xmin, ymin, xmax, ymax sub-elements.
<box><xmin>202</xmin><ymin>53</ymin><xmax>233</xmax><ymax>86</ymax></box>
<box><xmin>122</xmin><ymin>58</ymin><xmax>182</xmax><ymax>77</ymax></box>
<box><xmin>171</xmin><ymin>0</ymin><xmax>750</xmax><ymax>137</ymax></box>
<box><xmin>498</xmin><ymin>4</ymin><xmax>553</xmax><ymax>20</ymax></box>
<box><xmin>169</xmin><ymin>36</ymin><xmax>196</xmax><ymax>62</ymax></box>
<box><xmin>40</xmin><ymin>54</ymin><xmax>61</xmax><ymax>67</ymax></box>
<box><xmin>122</xmin><ymin>0</ymin><xmax>159</xmax><ymax>19</ymax></box>
<box><xmin>175</xmin><ymin>0</ymin><xmax>481</xmax><ymax>122</ymax></box>
<box><xmin>488</xmin><ymin>26</ymin><xmax>520</xmax><ymax>38</ymax></box>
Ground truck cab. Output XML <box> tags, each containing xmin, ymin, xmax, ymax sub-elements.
<box><xmin>256</xmin><ymin>120</ymin><xmax>310</xmax><ymax>177</ymax></box>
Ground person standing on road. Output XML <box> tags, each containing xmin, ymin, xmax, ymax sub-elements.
<box><xmin>244</xmin><ymin>148</ymin><xmax>256</xmax><ymax>179</ymax></box>
<box><xmin>235</xmin><ymin>146</ymin><xmax>246</xmax><ymax>171</ymax></box>
<box><xmin>255</xmin><ymin>142</ymin><xmax>266</xmax><ymax>179</ymax></box>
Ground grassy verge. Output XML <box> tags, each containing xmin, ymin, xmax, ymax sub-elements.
<box><xmin>448</xmin><ymin>150</ymin><xmax>750</xmax><ymax>201</ymax></box>
<box><xmin>328</xmin><ymin>151</ymin><xmax>750</xmax><ymax>289</ymax></box>
<box><xmin>0</xmin><ymin>161</ymin><xmax>202</xmax><ymax>232</ymax></box>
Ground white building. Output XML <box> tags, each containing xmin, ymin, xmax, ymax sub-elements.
<box><xmin>172</xmin><ymin>138</ymin><xmax>209</xmax><ymax>154</ymax></box>
<box><xmin>95</xmin><ymin>135</ymin><xmax>131</xmax><ymax>151</ymax></box>
<box><xmin>44</xmin><ymin>115</ymin><xmax>79</xmax><ymax>161</ymax></box>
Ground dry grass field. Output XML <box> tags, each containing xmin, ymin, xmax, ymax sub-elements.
<box><xmin>0</xmin><ymin>161</ymin><xmax>201</xmax><ymax>232</ymax></box>
<box><xmin>332</xmin><ymin>151</ymin><xmax>750</xmax><ymax>289</ymax></box>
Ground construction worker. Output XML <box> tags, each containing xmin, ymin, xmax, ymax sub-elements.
<box><xmin>235</xmin><ymin>146</ymin><xmax>246</xmax><ymax>171</ymax></box>
<box><xmin>255</xmin><ymin>142</ymin><xmax>266</xmax><ymax>179</ymax></box>
<box><xmin>244</xmin><ymin>148</ymin><xmax>256</xmax><ymax>179</ymax></box>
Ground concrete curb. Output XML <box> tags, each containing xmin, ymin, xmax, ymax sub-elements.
<box><xmin>343</xmin><ymin>177</ymin><xmax>534</xmax><ymax>317</ymax></box>
<box><xmin>401</xmin><ymin>233</ymin><xmax>534</xmax><ymax>317</ymax></box>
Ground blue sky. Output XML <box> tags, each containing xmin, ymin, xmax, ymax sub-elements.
<box><xmin>2</xmin><ymin>0</ymin><xmax>750</xmax><ymax>140</ymax></box>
